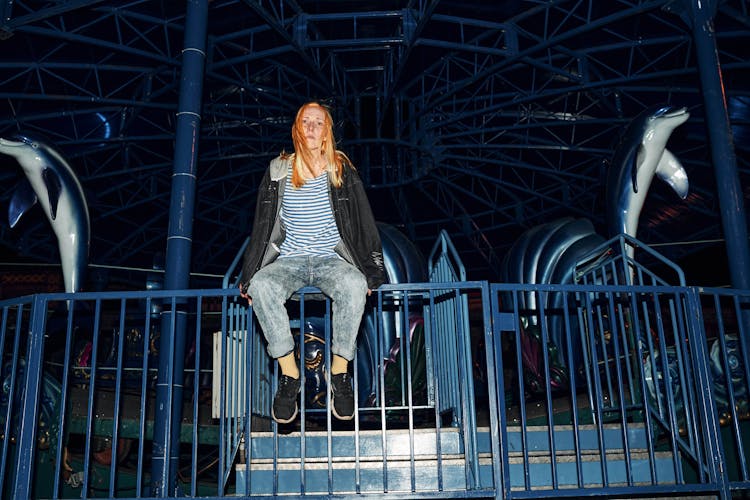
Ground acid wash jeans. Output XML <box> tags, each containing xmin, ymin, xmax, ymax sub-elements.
<box><xmin>247</xmin><ymin>256</ymin><xmax>369</xmax><ymax>361</ymax></box>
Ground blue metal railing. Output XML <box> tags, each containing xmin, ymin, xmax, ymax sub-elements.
<box><xmin>489</xmin><ymin>282</ymin><xmax>727</xmax><ymax>498</ymax></box>
<box><xmin>0</xmin><ymin>280</ymin><xmax>497</xmax><ymax>498</ymax></box>
<box><xmin>1</xmin><ymin>281</ymin><xmax>749</xmax><ymax>498</ymax></box>
<box><xmin>575</xmin><ymin>233</ymin><xmax>686</xmax><ymax>287</ymax></box>
<box><xmin>690</xmin><ymin>287</ymin><xmax>750</xmax><ymax>492</ymax></box>
<box><xmin>427</xmin><ymin>229</ymin><xmax>476</xmax><ymax>429</ymax></box>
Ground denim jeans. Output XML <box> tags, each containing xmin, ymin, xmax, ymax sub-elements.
<box><xmin>247</xmin><ymin>256</ymin><xmax>369</xmax><ymax>361</ymax></box>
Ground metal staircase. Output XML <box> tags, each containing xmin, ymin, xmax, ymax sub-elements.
<box><xmin>237</xmin><ymin>427</ymin><xmax>470</xmax><ymax>495</ymax></box>
<box><xmin>235</xmin><ymin>422</ymin><xmax>678</xmax><ymax>496</ymax></box>
<box><xmin>500</xmin><ymin>424</ymin><xmax>678</xmax><ymax>490</ymax></box>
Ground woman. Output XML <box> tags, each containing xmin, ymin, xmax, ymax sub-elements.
<box><xmin>239</xmin><ymin>102</ymin><xmax>385</xmax><ymax>423</ymax></box>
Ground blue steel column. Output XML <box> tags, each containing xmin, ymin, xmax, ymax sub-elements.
<box><xmin>151</xmin><ymin>0</ymin><xmax>208</xmax><ymax>496</ymax></box>
<box><xmin>0</xmin><ymin>0</ymin><xmax>12</xmax><ymax>25</ymax></box>
<box><xmin>675</xmin><ymin>0</ymin><xmax>750</xmax><ymax>289</ymax></box>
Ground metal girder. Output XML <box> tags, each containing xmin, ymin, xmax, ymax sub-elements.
<box><xmin>0</xmin><ymin>0</ymin><xmax>106</xmax><ymax>30</ymax></box>
<box><xmin>0</xmin><ymin>0</ymin><xmax>747</xmax><ymax>287</ymax></box>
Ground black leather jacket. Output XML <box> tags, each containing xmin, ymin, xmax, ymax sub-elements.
<box><xmin>240</xmin><ymin>155</ymin><xmax>385</xmax><ymax>290</ymax></box>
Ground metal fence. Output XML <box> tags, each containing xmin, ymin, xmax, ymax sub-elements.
<box><xmin>0</xmin><ymin>280</ymin><xmax>497</xmax><ymax>499</ymax></box>
<box><xmin>1</xmin><ymin>281</ymin><xmax>749</xmax><ymax>499</ymax></box>
<box><xmin>490</xmin><ymin>282</ymin><xmax>729</xmax><ymax>498</ymax></box>
<box><xmin>692</xmin><ymin>287</ymin><xmax>750</xmax><ymax>493</ymax></box>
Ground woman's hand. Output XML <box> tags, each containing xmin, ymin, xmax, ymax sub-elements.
<box><xmin>239</xmin><ymin>283</ymin><xmax>252</xmax><ymax>305</ymax></box>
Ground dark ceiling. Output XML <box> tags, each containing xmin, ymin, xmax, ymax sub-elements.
<box><xmin>0</xmin><ymin>0</ymin><xmax>748</xmax><ymax>288</ymax></box>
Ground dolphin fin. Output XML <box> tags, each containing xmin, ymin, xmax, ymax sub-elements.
<box><xmin>8</xmin><ymin>179</ymin><xmax>38</xmax><ymax>228</ymax></box>
<box><xmin>655</xmin><ymin>148</ymin><xmax>689</xmax><ymax>199</ymax></box>
<box><xmin>42</xmin><ymin>167</ymin><xmax>63</xmax><ymax>220</ymax></box>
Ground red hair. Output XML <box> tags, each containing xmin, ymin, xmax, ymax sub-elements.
<box><xmin>287</xmin><ymin>102</ymin><xmax>352</xmax><ymax>188</ymax></box>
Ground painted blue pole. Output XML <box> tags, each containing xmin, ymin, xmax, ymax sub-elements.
<box><xmin>674</xmin><ymin>0</ymin><xmax>750</xmax><ymax>289</ymax></box>
<box><xmin>12</xmin><ymin>296</ymin><xmax>47</xmax><ymax>499</ymax></box>
<box><xmin>151</xmin><ymin>0</ymin><xmax>208</xmax><ymax>496</ymax></box>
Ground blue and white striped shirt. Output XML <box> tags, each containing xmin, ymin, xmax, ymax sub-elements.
<box><xmin>279</xmin><ymin>170</ymin><xmax>341</xmax><ymax>258</ymax></box>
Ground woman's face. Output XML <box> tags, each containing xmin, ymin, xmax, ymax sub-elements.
<box><xmin>300</xmin><ymin>105</ymin><xmax>327</xmax><ymax>151</ymax></box>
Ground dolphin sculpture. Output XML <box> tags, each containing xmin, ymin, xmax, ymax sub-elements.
<box><xmin>606</xmin><ymin>105</ymin><xmax>690</xmax><ymax>245</ymax></box>
<box><xmin>0</xmin><ymin>135</ymin><xmax>90</xmax><ymax>293</ymax></box>
<box><xmin>501</xmin><ymin>105</ymin><xmax>691</xmax><ymax>387</ymax></box>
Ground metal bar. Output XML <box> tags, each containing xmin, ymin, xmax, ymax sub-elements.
<box><xmin>190</xmin><ymin>297</ymin><xmax>202</xmax><ymax>496</ymax></box>
<box><xmin>629</xmin><ymin>290</ymin><xmax>659</xmax><ymax>485</ymax></box>
<box><xmin>136</xmin><ymin>298</ymin><xmax>153</xmax><ymax>497</ymax></box>
<box><xmin>731</xmin><ymin>293</ymin><xmax>750</xmax><ymax>481</ymax></box>
<box><xmin>2</xmin><ymin>1</ymin><xmax>104</xmax><ymax>29</ymax></box>
<box><xmin>404</xmin><ymin>292</ymin><xmax>416</xmax><ymax>492</ymax></box>
<box><xmin>670</xmin><ymin>294</ymin><xmax>699</xmax><ymax>462</ymax></box>
<box><xmin>562</xmin><ymin>291</ymin><xmax>585</xmax><ymax>488</ymax></box>
<box><xmin>378</xmin><ymin>289</ymin><xmax>389</xmax><ymax>492</ymax></box>
<box><xmin>426</xmin><ymin>288</ymin><xmax>445</xmax><ymax>492</ymax></box>
<box><xmin>485</xmin><ymin>283</ymin><xmax>505</xmax><ymax>497</ymax></box>
<box><xmin>108</xmin><ymin>298</ymin><xmax>128</xmax><ymax>496</ymax></box>
<box><xmin>243</xmin><ymin>304</ymin><xmax>253</xmax><ymax>496</ymax></box>
<box><xmin>583</xmin><ymin>290</ymin><xmax>610</xmax><ymax>485</ymax></box>
<box><xmin>12</xmin><ymin>297</ymin><xmax>45</xmax><ymax>499</ymax></box>
<box><xmin>538</xmin><ymin>290</ymin><xmax>559</xmax><ymax>489</ymax></box>
<box><xmin>218</xmin><ymin>296</ymin><xmax>228</xmax><ymax>492</ymax></box>
<box><xmin>605</xmin><ymin>291</ymin><xmax>633</xmax><ymax>486</ymax></box>
<box><xmin>0</xmin><ymin>305</ymin><xmax>15</xmax><ymax>494</ymax></box>
<box><xmin>686</xmin><ymin>287</ymin><xmax>731</xmax><ymax>498</ymax></box>
<box><xmin>652</xmin><ymin>290</ymin><xmax>684</xmax><ymax>483</ymax></box>
<box><xmin>353</xmin><ymin>330</ymin><xmax>362</xmax><ymax>495</ymax></box>
<box><xmin>512</xmin><ymin>290</ymin><xmax>532</xmax><ymax>491</ymax></box>
<box><xmin>715</xmin><ymin>295</ymin><xmax>745</xmax><ymax>478</ymax></box>
<box><xmin>81</xmin><ymin>298</ymin><xmax>103</xmax><ymax>495</ymax></box>
<box><xmin>51</xmin><ymin>303</ymin><xmax>76</xmax><ymax>498</ymax></box>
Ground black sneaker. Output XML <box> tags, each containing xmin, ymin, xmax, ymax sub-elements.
<box><xmin>272</xmin><ymin>375</ymin><xmax>300</xmax><ymax>424</ymax></box>
<box><xmin>330</xmin><ymin>372</ymin><xmax>354</xmax><ymax>420</ymax></box>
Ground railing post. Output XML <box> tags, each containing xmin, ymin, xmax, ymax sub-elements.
<box><xmin>684</xmin><ymin>287</ymin><xmax>731</xmax><ymax>499</ymax></box>
<box><xmin>486</xmin><ymin>283</ymin><xmax>508</xmax><ymax>499</ymax></box>
<box><xmin>12</xmin><ymin>294</ymin><xmax>47</xmax><ymax>499</ymax></box>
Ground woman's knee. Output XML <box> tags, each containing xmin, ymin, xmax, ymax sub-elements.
<box><xmin>330</xmin><ymin>279</ymin><xmax>366</xmax><ymax>307</ymax></box>
<box><xmin>326</xmin><ymin>262</ymin><xmax>367</xmax><ymax>294</ymax></box>
<box><xmin>342</xmin><ymin>269</ymin><xmax>367</xmax><ymax>291</ymax></box>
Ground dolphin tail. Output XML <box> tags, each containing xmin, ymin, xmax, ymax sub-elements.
<box><xmin>655</xmin><ymin>148</ymin><xmax>689</xmax><ymax>199</ymax></box>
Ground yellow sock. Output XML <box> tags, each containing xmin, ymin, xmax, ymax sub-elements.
<box><xmin>331</xmin><ymin>354</ymin><xmax>349</xmax><ymax>375</ymax></box>
<box><xmin>277</xmin><ymin>353</ymin><xmax>299</xmax><ymax>379</ymax></box>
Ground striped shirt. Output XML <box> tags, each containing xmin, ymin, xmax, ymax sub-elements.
<box><xmin>279</xmin><ymin>170</ymin><xmax>341</xmax><ymax>258</ymax></box>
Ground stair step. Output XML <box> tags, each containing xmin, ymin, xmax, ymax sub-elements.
<box><xmin>247</xmin><ymin>427</ymin><xmax>463</xmax><ymax>460</ymax></box>
<box><xmin>481</xmin><ymin>423</ymin><xmax>652</xmax><ymax>453</ymax></box>
<box><xmin>237</xmin><ymin>451</ymin><xmax>677</xmax><ymax>495</ymax></box>
<box><xmin>236</xmin><ymin>457</ymin><xmax>480</xmax><ymax>494</ymax></box>
<box><xmin>247</xmin><ymin>423</ymin><xmax>653</xmax><ymax>460</ymax></box>
<box><xmin>249</xmin><ymin>453</ymin><xmax>465</xmax><ymax>465</ymax></box>
<box><xmin>238</xmin><ymin>423</ymin><xmax>677</xmax><ymax>494</ymax></box>
<box><xmin>504</xmin><ymin>450</ymin><xmax>678</xmax><ymax>489</ymax></box>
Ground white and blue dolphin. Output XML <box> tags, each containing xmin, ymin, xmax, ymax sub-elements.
<box><xmin>606</xmin><ymin>105</ymin><xmax>690</xmax><ymax>243</ymax></box>
<box><xmin>0</xmin><ymin>135</ymin><xmax>90</xmax><ymax>293</ymax></box>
